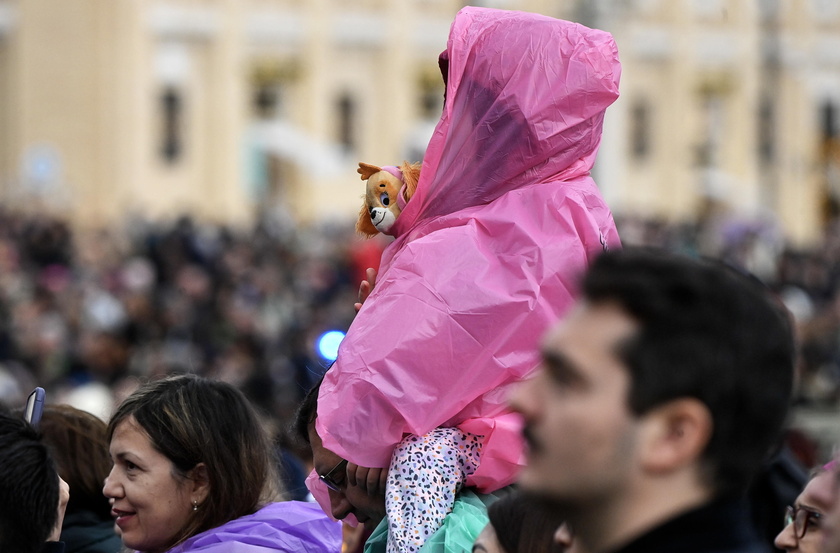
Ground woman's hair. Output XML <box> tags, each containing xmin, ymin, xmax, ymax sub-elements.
<box><xmin>487</xmin><ymin>493</ymin><xmax>566</xmax><ymax>553</ymax></box>
<box><xmin>39</xmin><ymin>404</ymin><xmax>113</xmax><ymax>519</ymax></box>
<box><xmin>107</xmin><ymin>374</ymin><xmax>282</xmax><ymax>546</ymax></box>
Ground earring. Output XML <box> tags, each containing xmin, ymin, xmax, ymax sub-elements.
<box><xmin>192</xmin><ymin>500</ymin><xmax>198</xmax><ymax>512</ymax></box>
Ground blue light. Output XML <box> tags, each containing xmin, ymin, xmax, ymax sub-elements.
<box><xmin>317</xmin><ymin>330</ymin><xmax>346</xmax><ymax>361</ymax></box>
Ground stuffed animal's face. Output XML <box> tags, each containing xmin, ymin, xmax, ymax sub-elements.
<box><xmin>364</xmin><ymin>171</ymin><xmax>403</xmax><ymax>234</ymax></box>
<box><xmin>356</xmin><ymin>161</ymin><xmax>421</xmax><ymax>238</ymax></box>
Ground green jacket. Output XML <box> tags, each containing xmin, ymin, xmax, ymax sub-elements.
<box><xmin>364</xmin><ymin>489</ymin><xmax>509</xmax><ymax>553</ymax></box>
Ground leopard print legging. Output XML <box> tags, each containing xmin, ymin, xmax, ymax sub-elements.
<box><xmin>385</xmin><ymin>428</ymin><xmax>483</xmax><ymax>553</ymax></box>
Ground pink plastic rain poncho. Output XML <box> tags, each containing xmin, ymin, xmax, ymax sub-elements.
<box><xmin>318</xmin><ymin>7</ymin><xmax>622</xmax><ymax>492</ymax></box>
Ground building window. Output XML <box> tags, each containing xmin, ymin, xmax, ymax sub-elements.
<box><xmin>820</xmin><ymin>101</ymin><xmax>840</xmax><ymax>222</ymax></box>
<box><xmin>254</xmin><ymin>84</ymin><xmax>282</xmax><ymax>120</ymax></box>
<box><xmin>822</xmin><ymin>101</ymin><xmax>838</xmax><ymax>140</ymax></box>
<box><xmin>250</xmin><ymin>60</ymin><xmax>299</xmax><ymax>121</ymax></box>
<box><xmin>758</xmin><ymin>97</ymin><xmax>775</xmax><ymax>162</ymax></box>
<box><xmin>696</xmin><ymin>93</ymin><xmax>725</xmax><ymax>167</ymax></box>
<box><xmin>337</xmin><ymin>93</ymin><xmax>356</xmax><ymax>153</ymax></box>
<box><xmin>630</xmin><ymin>99</ymin><xmax>651</xmax><ymax>161</ymax></box>
<box><xmin>160</xmin><ymin>87</ymin><xmax>183</xmax><ymax>164</ymax></box>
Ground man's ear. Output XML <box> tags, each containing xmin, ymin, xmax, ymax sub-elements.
<box><xmin>638</xmin><ymin>398</ymin><xmax>712</xmax><ymax>475</ymax></box>
<box><xmin>188</xmin><ymin>462</ymin><xmax>211</xmax><ymax>504</ymax></box>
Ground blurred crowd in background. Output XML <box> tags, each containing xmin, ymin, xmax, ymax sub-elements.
<box><xmin>1</xmin><ymin>204</ymin><xmax>840</xmax><ymax>463</ymax></box>
<box><xmin>619</xmin><ymin>205</ymin><xmax>840</xmax><ymax>410</ymax></box>
<box><xmin>0</xmin><ymin>209</ymin><xmax>384</xmax><ymax>435</ymax></box>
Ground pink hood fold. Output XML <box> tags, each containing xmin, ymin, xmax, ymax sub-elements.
<box><xmin>392</xmin><ymin>7</ymin><xmax>620</xmax><ymax>236</ymax></box>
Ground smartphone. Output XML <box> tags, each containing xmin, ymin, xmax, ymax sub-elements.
<box><xmin>24</xmin><ymin>387</ymin><xmax>45</xmax><ymax>429</ymax></box>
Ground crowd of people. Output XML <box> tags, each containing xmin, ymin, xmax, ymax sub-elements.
<box><xmin>5</xmin><ymin>246</ymin><xmax>836</xmax><ymax>553</ymax></box>
<box><xmin>0</xmin><ymin>208</ymin><xmax>377</xmax><ymax>425</ymax></box>
<box><xmin>3</xmin><ymin>5</ymin><xmax>840</xmax><ymax>553</ymax></box>
<box><xmin>0</xmin><ymin>203</ymin><xmax>839</xmax><ymax>551</ymax></box>
<box><xmin>0</xmin><ymin>205</ymin><xmax>839</xmax><ymax>422</ymax></box>
<box><xmin>618</xmin><ymin>208</ymin><xmax>840</xmax><ymax>409</ymax></box>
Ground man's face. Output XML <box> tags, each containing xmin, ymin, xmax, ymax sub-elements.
<box><xmin>774</xmin><ymin>469</ymin><xmax>834</xmax><ymax>552</ymax></box>
<box><xmin>509</xmin><ymin>301</ymin><xmax>641</xmax><ymax>509</ymax></box>
<box><xmin>308</xmin><ymin>425</ymin><xmax>386</xmax><ymax>527</ymax></box>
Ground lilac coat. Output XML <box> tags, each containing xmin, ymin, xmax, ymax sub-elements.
<box><xmin>161</xmin><ymin>502</ymin><xmax>342</xmax><ymax>553</ymax></box>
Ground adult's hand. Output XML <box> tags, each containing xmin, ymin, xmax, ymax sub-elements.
<box><xmin>346</xmin><ymin>463</ymin><xmax>387</xmax><ymax>497</ymax></box>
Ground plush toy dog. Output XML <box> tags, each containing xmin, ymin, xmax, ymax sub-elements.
<box><xmin>356</xmin><ymin>161</ymin><xmax>421</xmax><ymax>237</ymax></box>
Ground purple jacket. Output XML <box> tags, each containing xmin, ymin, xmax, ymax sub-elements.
<box><xmin>162</xmin><ymin>502</ymin><xmax>342</xmax><ymax>553</ymax></box>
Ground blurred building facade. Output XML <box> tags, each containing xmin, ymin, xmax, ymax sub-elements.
<box><xmin>0</xmin><ymin>0</ymin><xmax>838</xmax><ymax>244</ymax></box>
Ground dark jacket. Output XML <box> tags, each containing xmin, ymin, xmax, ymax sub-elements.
<box><xmin>59</xmin><ymin>511</ymin><xmax>122</xmax><ymax>553</ymax></box>
<box><xmin>611</xmin><ymin>497</ymin><xmax>771</xmax><ymax>553</ymax></box>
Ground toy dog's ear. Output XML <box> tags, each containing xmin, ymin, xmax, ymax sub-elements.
<box><xmin>356</xmin><ymin>197</ymin><xmax>379</xmax><ymax>238</ymax></box>
<box><xmin>356</xmin><ymin>163</ymin><xmax>381</xmax><ymax>238</ymax></box>
<box><xmin>400</xmin><ymin>161</ymin><xmax>422</xmax><ymax>202</ymax></box>
<box><xmin>358</xmin><ymin>162</ymin><xmax>382</xmax><ymax>181</ymax></box>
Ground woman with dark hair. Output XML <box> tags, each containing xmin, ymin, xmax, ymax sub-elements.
<box><xmin>102</xmin><ymin>374</ymin><xmax>341</xmax><ymax>553</ymax></box>
<box><xmin>39</xmin><ymin>404</ymin><xmax>123</xmax><ymax>553</ymax></box>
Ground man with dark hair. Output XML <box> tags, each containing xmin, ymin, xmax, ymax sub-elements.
<box><xmin>294</xmin><ymin>378</ymin><xmax>388</xmax><ymax>527</ymax></box>
<box><xmin>510</xmin><ymin>247</ymin><xmax>795</xmax><ymax>553</ymax></box>
<box><xmin>294</xmin><ymin>379</ymin><xmax>507</xmax><ymax>553</ymax></box>
<box><xmin>0</xmin><ymin>409</ymin><xmax>68</xmax><ymax>553</ymax></box>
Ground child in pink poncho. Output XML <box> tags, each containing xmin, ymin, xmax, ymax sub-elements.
<box><xmin>315</xmin><ymin>7</ymin><xmax>621</xmax><ymax>552</ymax></box>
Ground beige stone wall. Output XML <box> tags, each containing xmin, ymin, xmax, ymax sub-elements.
<box><xmin>0</xmin><ymin>2</ymin><xmax>15</xmax><ymax>198</ymax></box>
<box><xmin>582</xmin><ymin>0</ymin><xmax>840</xmax><ymax>245</ymax></box>
<box><xmin>0</xmin><ymin>0</ymin><xmax>838</xmax><ymax>245</ymax></box>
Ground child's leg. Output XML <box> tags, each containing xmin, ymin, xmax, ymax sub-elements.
<box><xmin>385</xmin><ymin>427</ymin><xmax>482</xmax><ymax>553</ymax></box>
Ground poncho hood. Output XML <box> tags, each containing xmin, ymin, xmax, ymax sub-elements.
<box><xmin>391</xmin><ymin>6</ymin><xmax>620</xmax><ymax>237</ymax></box>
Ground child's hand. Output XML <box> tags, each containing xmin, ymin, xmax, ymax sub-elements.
<box><xmin>354</xmin><ymin>268</ymin><xmax>377</xmax><ymax>313</ymax></box>
<box><xmin>346</xmin><ymin>462</ymin><xmax>388</xmax><ymax>497</ymax></box>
